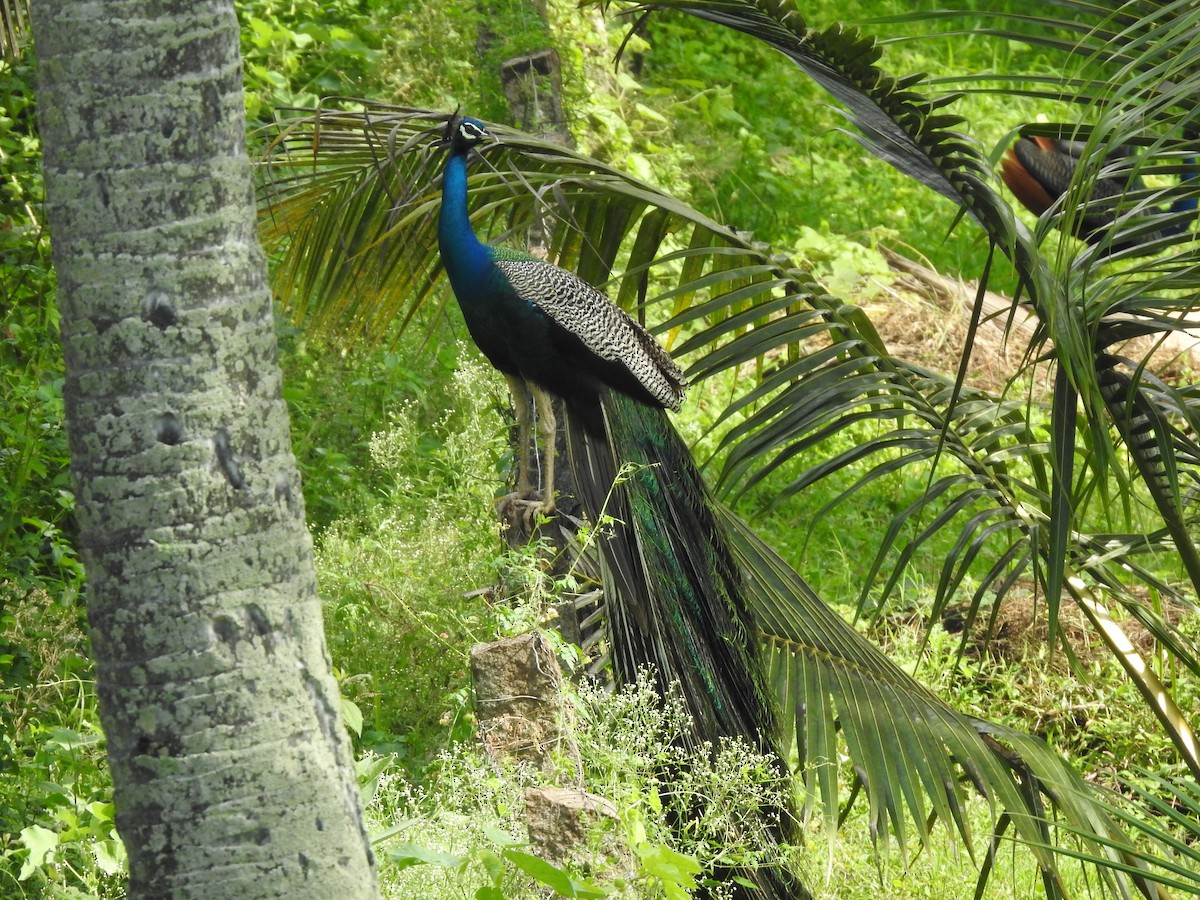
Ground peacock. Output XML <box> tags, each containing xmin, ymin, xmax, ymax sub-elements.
<box><xmin>1000</xmin><ymin>131</ymin><xmax>1197</xmax><ymax>252</ymax></box>
<box><xmin>437</xmin><ymin>112</ymin><xmax>804</xmax><ymax>898</ymax></box>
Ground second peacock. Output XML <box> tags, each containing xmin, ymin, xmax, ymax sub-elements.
<box><xmin>437</xmin><ymin>112</ymin><xmax>804</xmax><ymax>898</ymax></box>
<box><xmin>1000</xmin><ymin>129</ymin><xmax>1197</xmax><ymax>254</ymax></box>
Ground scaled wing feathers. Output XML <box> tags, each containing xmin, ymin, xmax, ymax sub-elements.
<box><xmin>493</xmin><ymin>254</ymin><xmax>686</xmax><ymax>411</ymax></box>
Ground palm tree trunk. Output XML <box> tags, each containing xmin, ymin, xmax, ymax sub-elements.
<box><xmin>29</xmin><ymin>1</ymin><xmax>377</xmax><ymax>895</ymax></box>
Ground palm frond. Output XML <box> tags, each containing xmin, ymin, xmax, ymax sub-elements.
<box><xmin>723</xmin><ymin>507</ymin><xmax>1174</xmax><ymax>898</ymax></box>
<box><xmin>1017</xmin><ymin>767</ymin><xmax>1200</xmax><ymax>896</ymax></box>
<box><xmin>606</xmin><ymin>0</ymin><xmax>1055</xmax><ymax>300</ymax></box>
<box><xmin>609</xmin><ymin>0</ymin><xmax>1200</xmax><ymax>774</ymax></box>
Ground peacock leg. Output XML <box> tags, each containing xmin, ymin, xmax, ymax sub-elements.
<box><xmin>497</xmin><ymin>374</ymin><xmax>555</xmax><ymax>529</ymax></box>
<box><xmin>502</xmin><ymin>372</ymin><xmax>535</xmax><ymax>499</ymax></box>
<box><xmin>531</xmin><ymin>385</ymin><xmax>557</xmax><ymax>519</ymax></box>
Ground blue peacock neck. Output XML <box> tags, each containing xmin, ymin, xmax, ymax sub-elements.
<box><xmin>438</xmin><ymin>150</ymin><xmax>492</xmax><ymax>289</ymax></box>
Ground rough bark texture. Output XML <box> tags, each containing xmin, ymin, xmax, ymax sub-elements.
<box><xmin>30</xmin><ymin>2</ymin><xmax>377</xmax><ymax>896</ymax></box>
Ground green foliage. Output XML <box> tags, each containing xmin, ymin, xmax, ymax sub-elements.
<box><xmin>622</xmin><ymin>3</ymin><xmax>1064</xmax><ymax>277</ymax></box>
<box><xmin>0</xmin><ymin>53</ymin><xmax>77</xmax><ymax>600</ymax></box>
<box><xmin>310</xmin><ymin>345</ymin><xmax>512</xmax><ymax>762</ymax></box>
<box><xmin>236</xmin><ymin>0</ymin><xmax>380</xmax><ymax>127</ymax></box>
<box><xmin>386</xmin><ymin>831</ymin><xmax>613</xmax><ymax>899</ymax></box>
<box><xmin>0</xmin><ymin>588</ymin><xmax>120</xmax><ymax>898</ymax></box>
<box><xmin>573</xmin><ymin>675</ymin><xmax>800</xmax><ymax>887</ymax></box>
<box><xmin>373</xmin><ymin>0</ymin><xmax>569</xmax><ymax>124</ymax></box>
<box><xmin>473</xmin><ymin>0</ymin><xmax>556</xmax><ymax>122</ymax></box>
<box><xmin>277</xmin><ymin>325</ymin><xmax>465</xmax><ymax>532</ymax></box>
<box><xmin>373</xmin><ymin>0</ymin><xmax>479</xmax><ymax>112</ymax></box>
<box><xmin>364</xmin><ymin>672</ymin><xmax>797</xmax><ymax>899</ymax></box>
<box><xmin>792</xmin><ymin>225</ymin><xmax>893</xmax><ymax>300</ymax></box>
<box><xmin>890</xmin><ymin>613</ymin><xmax>1200</xmax><ymax>780</ymax></box>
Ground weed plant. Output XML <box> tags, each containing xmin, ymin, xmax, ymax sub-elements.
<box><xmin>365</xmin><ymin>671</ymin><xmax>801</xmax><ymax>900</ymax></box>
<box><xmin>0</xmin><ymin>588</ymin><xmax>121</xmax><ymax>898</ymax></box>
<box><xmin>309</xmin><ymin>343</ymin><xmax>514</xmax><ymax>764</ymax></box>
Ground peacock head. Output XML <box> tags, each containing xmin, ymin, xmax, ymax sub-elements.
<box><xmin>442</xmin><ymin>112</ymin><xmax>492</xmax><ymax>156</ymax></box>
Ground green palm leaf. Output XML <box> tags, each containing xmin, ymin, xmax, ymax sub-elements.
<box><xmin>619</xmin><ymin>0</ymin><xmax>1200</xmax><ymax>766</ymax></box>
<box><xmin>722</xmin><ymin>507</ymin><xmax>1175</xmax><ymax>897</ymax></box>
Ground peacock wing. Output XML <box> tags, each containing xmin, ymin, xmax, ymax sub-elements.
<box><xmin>491</xmin><ymin>249</ymin><xmax>686</xmax><ymax>411</ymax></box>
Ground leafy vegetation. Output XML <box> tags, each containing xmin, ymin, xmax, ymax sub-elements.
<box><xmin>312</xmin><ymin>348</ymin><xmax>510</xmax><ymax>760</ymax></box>
<box><xmin>365</xmin><ymin>673</ymin><xmax>798</xmax><ymax>899</ymax></box>
<box><xmin>4</xmin><ymin>0</ymin><xmax>1200</xmax><ymax>897</ymax></box>
<box><xmin>0</xmin><ymin>48</ymin><xmax>75</xmax><ymax>599</ymax></box>
<box><xmin>0</xmin><ymin>43</ymin><xmax>102</xmax><ymax>900</ymax></box>
<box><xmin>237</xmin><ymin>0</ymin><xmax>380</xmax><ymax>126</ymax></box>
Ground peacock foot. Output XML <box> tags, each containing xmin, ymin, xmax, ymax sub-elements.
<box><xmin>495</xmin><ymin>491</ymin><xmax>556</xmax><ymax>533</ymax></box>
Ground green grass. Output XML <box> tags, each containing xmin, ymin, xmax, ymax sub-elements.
<box><xmin>0</xmin><ymin>587</ymin><xmax>122</xmax><ymax>899</ymax></box>
<box><xmin>303</xmin><ymin>340</ymin><xmax>515</xmax><ymax>764</ymax></box>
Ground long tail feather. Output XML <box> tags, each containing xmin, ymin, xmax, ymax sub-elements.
<box><xmin>564</xmin><ymin>388</ymin><xmax>807</xmax><ymax>899</ymax></box>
